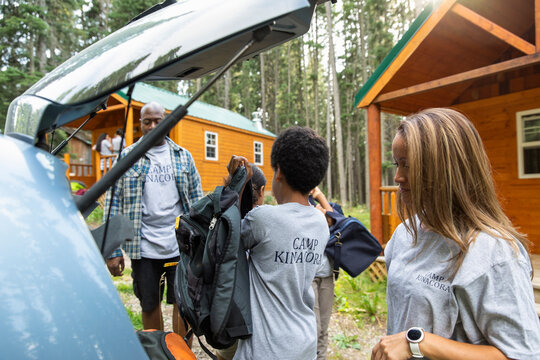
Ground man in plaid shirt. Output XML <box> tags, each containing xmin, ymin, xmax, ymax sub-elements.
<box><xmin>104</xmin><ymin>101</ymin><xmax>203</xmax><ymax>340</ymax></box>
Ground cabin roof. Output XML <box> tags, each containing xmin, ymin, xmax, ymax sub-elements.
<box><xmin>354</xmin><ymin>0</ymin><xmax>539</xmax><ymax>114</ymax></box>
<box><xmin>353</xmin><ymin>4</ymin><xmax>434</xmax><ymax>108</ymax></box>
<box><xmin>118</xmin><ymin>83</ymin><xmax>276</xmax><ymax>137</ymax></box>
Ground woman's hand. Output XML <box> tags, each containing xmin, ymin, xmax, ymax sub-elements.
<box><xmin>371</xmin><ymin>332</ymin><xmax>411</xmax><ymax>360</ymax></box>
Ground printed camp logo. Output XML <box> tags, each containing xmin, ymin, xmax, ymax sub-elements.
<box><xmin>416</xmin><ymin>272</ymin><xmax>451</xmax><ymax>293</ymax></box>
<box><xmin>146</xmin><ymin>164</ymin><xmax>175</xmax><ymax>183</ymax></box>
<box><xmin>274</xmin><ymin>237</ymin><xmax>322</xmax><ymax>265</ymax></box>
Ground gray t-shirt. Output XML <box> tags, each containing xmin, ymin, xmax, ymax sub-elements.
<box><xmin>233</xmin><ymin>203</ymin><xmax>330</xmax><ymax>360</ymax></box>
<box><xmin>99</xmin><ymin>139</ymin><xmax>113</xmax><ymax>156</ymax></box>
<box><xmin>386</xmin><ymin>220</ymin><xmax>540</xmax><ymax>360</ymax></box>
<box><xmin>140</xmin><ymin>143</ymin><xmax>181</xmax><ymax>259</ymax></box>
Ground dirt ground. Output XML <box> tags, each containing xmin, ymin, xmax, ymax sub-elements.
<box><xmin>115</xmin><ymin>259</ymin><xmax>386</xmax><ymax>360</ymax></box>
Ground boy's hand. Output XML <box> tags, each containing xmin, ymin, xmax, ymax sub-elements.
<box><xmin>310</xmin><ymin>186</ymin><xmax>323</xmax><ymax>201</ymax></box>
<box><xmin>227</xmin><ymin>155</ymin><xmax>253</xmax><ymax>179</ymax></box>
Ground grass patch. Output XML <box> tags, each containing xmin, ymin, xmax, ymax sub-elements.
<box><xmin>86</xmin><ymin>205</ymin><xmax>103</xmax><ymax>228</ymax></box>
<box><xmin>342</xmin><ymin>205</ymin><xmax>370</xmax><ymax>230</ymax></box>
<box><xmin>125</xmin><ymin>306</ymin><xmax>143</xmax><ymax>330</ymax></box>
<box><xmin>332</xmin><ymin>333</ymin><xmax>362</xmax><ymax>350</ymax></box>
<box><xmin>334</xmin><ymin>271</ymin><xmax>387</xmax><ymax>326</ymax></box>
<box><xmin>116</xmin><ymin>283</ymin><xmax>133</xmax><ymax>295</ymax></box>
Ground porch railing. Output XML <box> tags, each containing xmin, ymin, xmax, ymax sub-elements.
<box><xmin>380</xmin><ymin>186</ymin><xmax>401</xmax><ymax>246</ymax></box>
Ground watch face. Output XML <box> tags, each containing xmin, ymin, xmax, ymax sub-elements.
<box><xmin>407</xmin><ymin>328</ymin><xmax>423</xmax><ymax>341</ymax></box>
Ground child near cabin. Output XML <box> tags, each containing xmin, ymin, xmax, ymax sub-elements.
<box><xmin>227</xmin><ymin>126</ymin><xmax>330</xmax><ymax>360</ymax></box>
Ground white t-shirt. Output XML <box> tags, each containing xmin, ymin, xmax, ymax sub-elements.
<box><xmin>112</xmin><ymin>136</ymin><xmax>125</xmax><ymax>154</ymax></box>
<box><xmin>386</xmin><ymin>220</ymin><xmax>540</xmax><ymax>360</ymax></box>
<box><xmin>140</xmin><ymin>143</ymin><xmax>182</xmax><ymax>259</ymax></box>
<box><xmin>234</xmin><ymin>203</ymin><xmax>330</xmax><ymax>360</ymax></box>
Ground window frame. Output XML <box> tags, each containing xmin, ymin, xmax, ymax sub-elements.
<box><xmin>254</xmin><ymin>141</ymin><xmax>263</xmax><ymax>166</ymax></box>
<box><xmin>516</xmin><ymin>109</ymin><xmax>540</xmax><ymax>179</ymax></box>
<box><xmin>205</xmin><ymin>131</ymin><xmax>218</xmax><ymax>161</ymax></box>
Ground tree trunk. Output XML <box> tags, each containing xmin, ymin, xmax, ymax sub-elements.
<box><xmin>359</xmin><ymin>0</ymin><xmax>369</xmax><ymax>206</ymax></box>
<box><xmin>313</xmin><ymin>12</ymin><xmax>319</xmax><ymax>134</ymax></box>
<box><xmin>325</xmin><ymin>66</ymin><xmax>332</xmax><ymax>198</ymax></box>
<box><xmin>274</xmin><ymin>47</ymin><xmax>279</xmax><ymax>134</ymax></box>
<box><xmin>346</xmin><ymin>89</ymin><xmax>353</xmax><ymax>205</ymax></box>
<box><xmin>325</xmin><ymin>2</ymin><xmax>346</xmax><ymax>204</ymax></box>
<box><xmin>224</xmin><ymin>70</ymin><xmax>231</xmax><ymax>110</ymax></box>
<box><xmin>287</xmin><ymin>42</ymin><xmax>291</xmax><ymax>121</ymax></box>
<box><xmin>260</xmin><ymin>53</ymin><xmax>267</xmax><ymax>127</ymax></box>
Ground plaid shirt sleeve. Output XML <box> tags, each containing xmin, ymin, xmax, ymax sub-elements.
<box><xmin>185</xmin><ymin>150</ymin><xmax>203</xmax><ymax>205</ymax></box>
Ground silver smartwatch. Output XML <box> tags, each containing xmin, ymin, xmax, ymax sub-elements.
<box><xmin>406</xmin><ymin>327</ymin><xmax>425</xmax><ymax>358</ymax></box>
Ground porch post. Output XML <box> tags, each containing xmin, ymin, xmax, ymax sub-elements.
<box><xmin>126</xmin><ymin>106</ymin><xmax>134</xmax><ymax>146</ymax></box>
<box><xmin>536</xmin><ymin>0</ymin><xmax>540</xmax><ymax>51</ymax></box>
<box><xmin>367</xmin><ymin>103</ymin><xmax>383</xmax><ymax>243</ymax></box>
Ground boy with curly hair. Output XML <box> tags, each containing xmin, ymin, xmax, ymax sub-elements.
<box><xmin>228</xmin><ymin>126</ymin><xmax>330</xmax><ymax>360</ymax></box>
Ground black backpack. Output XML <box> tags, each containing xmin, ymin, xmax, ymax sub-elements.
<box><xmin>174</xmin><ymin>167</ymin><xmax>252</xmax><ymax>353</ymax></box>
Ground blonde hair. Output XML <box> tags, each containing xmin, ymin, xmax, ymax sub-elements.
<box><xmin>396</xmin><ymin>108</ymin><xmax>529</xmax><ymax>272</ymax></box>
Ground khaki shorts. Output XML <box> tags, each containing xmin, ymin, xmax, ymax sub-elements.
<box><xmin>214</xmin><ymin>340</ymin><xmax>238</xmax><ymax>360</ymax></box>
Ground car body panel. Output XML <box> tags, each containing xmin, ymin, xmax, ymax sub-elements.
<box><xmin>0</xmin><ymin>134</ymin><xmax>147</xmax><ymax>358</ymax></box>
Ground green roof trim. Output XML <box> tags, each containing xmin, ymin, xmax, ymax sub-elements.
<box><xmin>117</xmin><ymin>83</ymin><xmax>276</xmax><ymax>138</ymax></box>
<box><xmin>354</xmin><ymin>3</ymin><xmax>435</xmax><ymax>108</ymax></box>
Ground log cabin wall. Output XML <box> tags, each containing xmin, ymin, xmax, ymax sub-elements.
<box><xmin>455</xmin><ymin>87</ymin><xmax>540</xmax><ymax>254</ymax></box>
<box><xmin>174</xmin><ymin>116</ymin><xmax>275</xmax><ymax>193</ymax></box>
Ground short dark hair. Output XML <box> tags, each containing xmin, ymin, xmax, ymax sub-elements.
<box><xmin>270</xmin><ymin>126</ymin><xmax>329</xmax><ymax>194</ymax></box>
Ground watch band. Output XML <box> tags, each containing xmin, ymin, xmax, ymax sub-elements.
<box><xmin>409</xmin><ymin>342</ymin><xmax>423</xmax><ymax>358</ymax></box>
<box><xmin>406</xmin><ymin>327</ymin><xmax>425</xmax><ymax>358</ymax></box>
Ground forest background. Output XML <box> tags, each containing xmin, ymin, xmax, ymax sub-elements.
<box><xmin>0</xmin><ymin>0</ymin><xmax>430</xmax><ymax>205</ymax></box>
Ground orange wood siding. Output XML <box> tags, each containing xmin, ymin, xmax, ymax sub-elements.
<box><xmin>456</xmin><ymin>87</ymin><xmax>540</xmax><ymax>254</ymax></box>
<box><xmin>175</xmin><ymin>117</ymin><xmax>275</xmax><ymax>193</ymax></box>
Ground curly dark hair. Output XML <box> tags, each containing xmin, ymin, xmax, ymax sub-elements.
<box><xmin>270</xmin><ymin>126</ymin><xmax>329</xmax><ymax>194</ymax></box>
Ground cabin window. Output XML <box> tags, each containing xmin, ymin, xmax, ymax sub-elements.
<box><xmin>516</xmin><ymin>109</ymin><xmax>540</xmax><ymax>178</ymax></box>
<box><xmin>205</xmin><ymin>131</ymin><xmax>218</xmax><ymax>161</ymax></box>
<box><xmin>254</xmin><ymin>141</ymin><xmax>263</xmax><ymax>165</ymax></box>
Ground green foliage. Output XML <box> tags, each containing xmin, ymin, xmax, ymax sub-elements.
<box><xmin>108</xmin><ymin>0</ymin><xmax>158</xmax><ymax>32</ymax></box>
<box><xmin>116</xmin><ymin>283</ymin><xmax>133</xmax><ymax>295</ymax></box>
<box><xmin>332</xmin><ymin>333</ymin><xmax>362</xmax><ymax>350</ymax></box>
<box><xmin>334</xmin><ymin>271</ymin><xmax>387</xmax><ymax>324</ymax></box>
<box><xmin>86</xmin><ymin>205</ymin><xmax>103</xmax><ymax>228</ymax></box>
<box><xmin>342</xmin><ymin>205</ymin><xmax>370</xmax><ymax>230</ymax></box>
<box><xmin>125</xmin><ymin>306</ymin><xmax>143</xmax><ymax>331</ymax></box>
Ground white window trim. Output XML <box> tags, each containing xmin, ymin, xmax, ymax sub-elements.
<box><xmin>205</xmin><ymin>131</ymin><xmax>218</xmax><ymax>161</ymax></box>
<box><xmin>516</xmin><ymin>109</ymin><xmax>540</xmax><ymax>179</ymax></box>
<box><xmin>254</xmin><ymin>141</ymin><xmax>263</xmax><ymax>165</ymax></box>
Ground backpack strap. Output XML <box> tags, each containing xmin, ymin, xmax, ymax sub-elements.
<box><xmin>196</xmin><ymin>335</ymin><xmax>218</xmax><ymax>360</ymax></box>
<box><xmin>332</xmin><ymin>231</ymin><xmax>342</xmax><ymax>280</ymax></box>
<box><xmin>227</xmin><ymin>166</ymin><xmax>247</xmax><ymax>193</ymax></box>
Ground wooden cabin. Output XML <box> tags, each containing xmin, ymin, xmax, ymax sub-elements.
<box><xmin>355</xmin><ymin>0</ymin><xmax>540</xmax><ymax>255</ymax></box>
<box><xmin>65</xmin><ymin>83</ymin><xmax>276</xmax><ymax>192</ymax></box>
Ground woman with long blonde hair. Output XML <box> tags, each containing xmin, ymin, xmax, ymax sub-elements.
<box><xmin>372</xmin><ymin>108</ymin><xmax>540</xmax><ymax>360</ymax></box>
